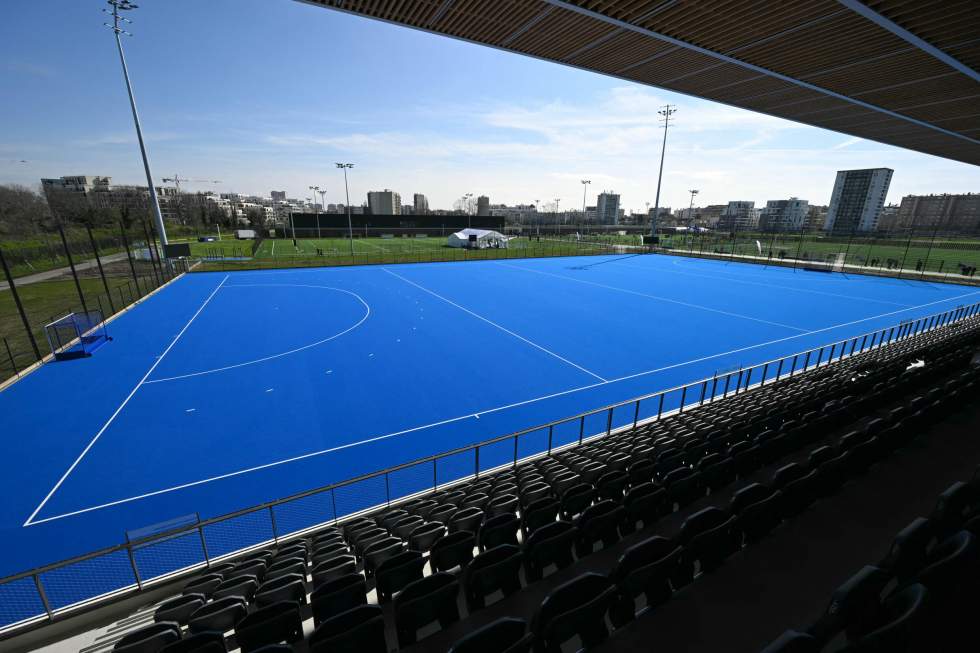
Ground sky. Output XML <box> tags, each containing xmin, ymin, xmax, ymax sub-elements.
<box><xmin>0</xmin><ymin>0</ymin><xmax>977</xmax><ymax>214</ymax></box>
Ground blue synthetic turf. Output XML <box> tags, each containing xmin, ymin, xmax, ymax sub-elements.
<box><xmin>1</xmin><ymin>253</ymin><xmax>978</xmax><ymax>585</ymax></box>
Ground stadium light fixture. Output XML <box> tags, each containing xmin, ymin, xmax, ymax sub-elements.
<box><xmin>688</xmin><ymin>189</ymin><xmax>699</xmax><ymax>228</ymax></box>
<box><xmin>102</xmin><ymin>0</ymin><xmax>168</xmax><ymax>248</ymax></box>
<box><xmin>336</xmin><ymin>163</ymin><xmax>355</xmax><ymax>256</ymax></box>
<box><xmin>555</xmin><ymin>198</ymin><xmax>561</xmax><ymax>236</ymax></box>
<box><xmin>309</xmin><ymin>185</ymin><xmax>322</xmax><ymax>239</ymax></box>
<box><xmin>650</xmin><ymin>104</ymin><xmax>677</xmax><ymax>240</ymax></box>
<box><xmin>581</xmin><ymin>180</ymin><xmax>591</xmax><ymax>231</ymax></box>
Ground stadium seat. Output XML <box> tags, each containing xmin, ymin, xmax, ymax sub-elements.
<box><xmin>679</xmin><ymin>507</ymin><xmax>738</xmax><ymax>575</ymax></box>
<box><xmin>408</xmin><ymin>521</ymin><xmax>445</xmax><ymax>552</ymax></box>
<box><xmin>263</xmin><ymin>560</ymin><xmax>305</xmax><ymax>583</ymax></box>
<box><xmin>487</xmin><ymin>493</ymin><xmax>519</xmax><ymax>517</ymax></box>
<box><xmin>159</xmin><ymin>630</ymin><xmax>227</xmax><ymax>653</ymax></box>
<box><xmin>155</xmin><ymin>593</ymin><xmax>205</xmax><ymax>625</ymax></box>
<box><xmin>308</xmin><ymin>605</ymin><xmax>387</xmax><ymax>653</ymax></box>
<box><xmin>234</xmin><ymin>601</ymin><xmax>304</xmax><ymax>653</ymax></box>
<box><xmin>847</xmin><ymin>583</ymin><xmax>929</xmax><ymax>652</ymax></box>
<box><xmin>394</xmin><ymin>572</ymin><xmax>461</xmax><ymax>647</ymax></box>
<box><xmin>187</xmin><ymin>597</ymin><xmax>247</xmax><ymax>634</ymax></box>
<box><xmin>595</xmin><ymin>469</ymin><xmax>629</xmax><ymax>502</ymax></box>
<box><xmin>253</xmin><ymin>574</ymin><xmax>305</xmax><ymax>608</ymax></box>
<box><xmin>521</xmin><ymin>497</ymin><xmax>559</xmax><ymax>537</ymax></box>
<box><xmin>183</xmin><ymin>574</ymin><xmax>223</xmax><ymax>598</ymax></box>
<box><xmin>311</xmin><ymin>555</ymin><xmax>356</xmax><ymax>589</ymax></box>
<box><xmin>114</xmin><ymin>622</ymin><xmax>181</xmax><ymax>653</ymax></box>
<box><xmin>559</xmin><ymin>483</ymin><xmax>594</xmax><ymax>521</ymax></box>
<box><xmin>212</xmin><ymin>575</ymin><xmax>258</xmax><ymax>603</ymax></box>
<box><xmin>429</xmin><ymin>530</ymin><xmax>475</xmax><ymax>572</ymax></box>
<box><xmin>447</xmin><ymin>617</ymin><xmax>533</xmax><ymax>653</ymax></box>
<box><xmin>310</xmin><ymin>573</ymin><xmax>366</xmax><ymax>627</ymax></box>
<box><xmin>479</xmin><ymin>512</ymin><xmax>520</xmax><ymax>551</ymax></box>
<box><xmin>879</xmin><ymin>517</ymin><xmax>934</xmax><ymax>586</ymax></box>
<box><xmin>531</xmin><ymin>572</ymin><xmax>616</xmax><ymax>653</ymax></box>
<box><xmin>462</xmin><ymin>543</ymin><xmax>523</xmax><ymax>611</ymax></box>
<box><xmin>622</xmin><ymin>482</ymin><xmax>666</xmax><ymax>533</ymax></box>
<box><xmin>931</xmin><ymin>481</ymin><xmax>975</xmax><ymax>538</ymax></box>
<box><xmin>391</xmin><ymin>515</ymin><xmax>424</xmax><ymax>540</ymax></box>
<box><xmin>610</xmin><ymin>535</ymin><xmax>686</xmax><ymax>626</ymax></box>
<box><xmin>810</xmin><ymin>565</ymin><xmax>891</xmax><ymax>643</ymax></box>
<box><xmin>524</xmin><ymin>520</ymin><xmax>577</xmax><ymax>582</ymax></box>
<box><xmin>375</xmin><ymin>550</ymin><xmax>426</xmax><ymax>602</ymax></box>
<box><xmin>757</xmin><ymin>630</ymin><xmax>820</xmax><ymax>653</ymax></box>
<box><xmin>575</xmin><ymin>499</ymin><xmax>626</xmax><ymax>557</ymax></box>
<box><xmin>449</xmin><ymin>506</ymin><xmax>485</xmax><ymax>534</ymax></box>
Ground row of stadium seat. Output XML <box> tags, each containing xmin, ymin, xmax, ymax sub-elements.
<box><xmin>106</xmin><ymin>315</ymin><xmax>980</xmax><ymax>652</ymax></box>
<box><xmin>760</xmin><ymin>465</ymin><xmax>980</xmax><ymax>653</ymax></box>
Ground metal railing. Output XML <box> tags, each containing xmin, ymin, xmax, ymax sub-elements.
<box><xmin>1</xmin><ymin>300</ymin><xmax>978</xmax><ymax>636</ymax></box>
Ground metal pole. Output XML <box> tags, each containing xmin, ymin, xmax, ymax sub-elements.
<box><xmin>3</xmin><ymin>336</ymin><xmax>17</xmax><ymax>376</ymax></box>
<box><xmin>338</xmin><ymin>164</ymin><xmax>355</xmax><ymax>257</ymax></box>
<box><xmin>141</xmin><ymin>220</ymin><xmax>162</xmax><ymax>288</ymax></box>
<box><xmin>126</xmin><ymin>545</ymin><xmax>143</xmax><ymax>591</ymax></box>
<box><xmin>650</xmin><ymin>104</ymin><xmax>675</xmax><ymax>238</ymax></box>
<box><xmin>0</xmin><ymin>249</ymin><xmax>41</xmax><ymax>361</ymax></box>
<box><xmin>34</xmin><ymin>574</ymin><xmax>53</xmax><ymax>620</ymax></box>
<box><xmin>106</xmin><ymin>1</ymin><xmax>168</xmax><ymax>246</ymax></box>
<box><xmin>57</xmin><ymin>225</ymin><xmax>89</xmax><ymax>315</ymax></box>
<box><xmin>87</xmin><ymin>227</ymin><xmax>115</xmax><ymax>313</ymax></box>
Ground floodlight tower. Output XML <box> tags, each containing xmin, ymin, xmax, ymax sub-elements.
<box><xmin>309</xmin><ymin>185</ymin><xmax>322</xmax><ymax>239</ymax></box>
<box><xmin>554</xmin><ymin>198</ymin><xmax>561</xmax><ymax>236</ymax></box>
<box><xmin>650</xmin><ymin>104</ymin><xmax>677</xmax><ymax>240</ymax></box>
<box><xmin>336</xmin><ymin>163</ymin><xmax>354</xmax><ymax>256</ymax></box>
<box><xmin>687</xmin><ymin>189</ymin><xmax>699</xmax><ymax>228</ymax></box>
<box><xmin>103</xmin><ymin>0</ymin><xmax>168</xmax><ymax>246</ymax></box>
<box><xmin>581</xmin><ymin>180</ymin><xmax>591</xmax><ymax>232</ymax></box>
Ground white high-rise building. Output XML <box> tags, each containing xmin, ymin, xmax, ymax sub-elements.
<box><xmin>759</xmin><ymin>198</ymin><xmax>810</xmax><ymax>232</ymax></box>
<box><xmin>413</xmin><ymin>193</ymin><xmax>429</xmax><ymax>214</ymax></box>
<box><xmin>367</xmin><ymin>189</ymin><xmax>402</xmax><ymax>215</ymax></box>
<box><xmin>825</xmin><ymin>168</ymin><xmax>893</xmax><ymax>233</ymax></box>
<box><xmin>717</xmin><ymin>201</ymin><xmax>757</xmax><ymax>231</ymax></box>
<box><xmin>596</xmin><ymin>192</ymin><xmax>621</xmax><ymax>225</ymax></box>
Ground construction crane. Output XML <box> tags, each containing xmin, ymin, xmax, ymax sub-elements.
<box><xmin>161</xmin><ymin>175</ymin><xmax>222</xmax><ymax>226</ymax></box>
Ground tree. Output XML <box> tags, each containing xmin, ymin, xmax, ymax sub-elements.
<box><xmin>0</xmin><ymin>184</ymin><xmax>52</xmax><ymax>235</ymax></box>
<box><xmin>246</xmin><ymin>207</ymin><xmax>267</xmax><ymax>232</ymax></box>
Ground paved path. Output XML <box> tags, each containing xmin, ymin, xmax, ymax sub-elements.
<box><xmin>0</xmin><ymin>252</ymin><xmax>130</xmax><ymax>291</ymax></box>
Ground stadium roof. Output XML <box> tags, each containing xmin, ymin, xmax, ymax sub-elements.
<box><xmin>302</xmin><ymin>1</ymin><xmax>980</xmax><ymax>165</ymax></box>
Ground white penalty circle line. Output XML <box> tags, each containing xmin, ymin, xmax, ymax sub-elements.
<box><xmin>24</xmin><ymin>285</ymin><xmax>980</xmax><ymax>526</ymax></box>
<box><xmin>144</xmin><ymin>283</ymin><xmax>371</xmax><ymax>384</ymax></box>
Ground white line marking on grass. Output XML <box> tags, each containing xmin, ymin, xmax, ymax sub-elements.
<box><xmin>23</xmin><ymin>274</ymin><xmax>229</xmax><ymax>527</ymax></box>
<box><xmin>25</xmin><ymin>286</ymin><xmax>980</xmax><ymax>525</ymax></box>
<box><xmin>382</xmin><ymin>267</ymin><xmax>607</xmax><ymax>382</ymax></box>
<box><xmin>606</xmin><ymin>259</ymin><xmax>912</xmax><ymax>307</ymax></box>
<box><xmin>498</xmin><ymin>262</ymin><xmax>809</xmax><ymax>332</ymax></box>
<box><xmin>144</xmin><ymin>284</ymin><xmax>370</xmax><ymax>384</ymax></box>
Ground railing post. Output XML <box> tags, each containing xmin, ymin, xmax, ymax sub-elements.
<box><xmin>657</xmin><ymin>393</ymin><xmax>665</xmax><ymax>419</ymax></box>
<box><xmin>384</xmin><ymin>473</ymin><xmax>391</xmax><ymax>508</ymax></box>
<box><xmin>331</xmin><ymin>489</ymin><xmax>339</xmax><ymax>524</ymax></box>
<box><xmin>474</xmin><ymin>447</ymin><xmax>481</xmax><ymax>479</ymax></box>
<box><xmin>34</xmin><ymin>574</ymin><xmax>53</xmax><ymax>620</ymax></box>
<box><xmin>606</xmin><ymin>407</ymin><xmax>614</xmax><ymax>436</ymax></box>
<box><xmin>761</xmin><ymin>363</ymin><xmax>769</xmax><ymax>386</ymax></box>
<box><xmin>197</xmin><ymin>524</ymin><xmax>211</xmax><ymax>568</ymax></box>
<box><xmin>513</xmin><ymin>435</ymin><xmax>519</xmax><ymax>466</ymax></box>
<box><xmin>126</xmin><ymin>544</ymin><xmax>143</xmax><ymax>591</ymax></box>
<box><xmin>745</xmin><ymin>367</ymin><xmax>753</xmax><ymax>390</ymax></box>
<box><xmin>547</xmin><ymin>425</ymin><xmax>554</xmax><ymax>455</ymax></box>
<box><xmin>722</xmin><ymin>374</ymin><xmax>731</xmax><ymax>398</ymax></box>
<box><xmin>803</xmin><ymin>351</ymin><xmax>812</xmax><ymax>371</ymax></box>
<box><xmin>632</xmin><ymin>400</ymin><xmax>641</xmax><ymax>429</ymax></box>
<box><xmin>679</xmin><ymin>386</ymin><xmax>687</xmax><ymax>413</ymax></box>
<box><xmin>827</xmin><ymin>344</ymin><xmax>835</xmax><ymax>362</ymax></box>
<box><xmin>775</xmin><ymin>359</ymin><xmax>784</xmax><ymax>381</ymax></box>
<box><xmin>790</xmin><ymin>355</ymin><xmax>798</xmax><ymax>376</ymax></box>
<box><xmin>815</xmin><ymin>347</ymin><xmax>824</xmax><ymax>368</ymax></box>
<box><xmin>579</xmin><ymin>416</ymin><xmax>585</xmax><ymax>444</ymax></box>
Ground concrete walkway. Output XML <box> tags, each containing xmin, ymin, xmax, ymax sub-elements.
<box><xmin>0</xmin><ymin>252</ymin><xmax>130</xmax><ymax>291</ymax></box>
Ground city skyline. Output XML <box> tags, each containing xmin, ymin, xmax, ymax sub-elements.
<box><xmin>0</xmin><ymin>0</ymin><xmax>977</xmax><ymax>215</ymax></box>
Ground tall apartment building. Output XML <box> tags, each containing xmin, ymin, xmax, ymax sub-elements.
<box><xmin>413</xmin><ymin>193</ymin><xmax>429</xmax><ymax>214</ymax></box>
<box><xmin>758</xmin><ymin>198</ymin><xmax>809</xmax><ymax>232</ymax></box>
<box><xmin>596</xmin><ymin>191</ymin><xmax>621</xmax><ymax>224</ymax></box>
<box><xmin>892</xmin><ymin>193</ymin><xmax>980</xmax><ymax>235</ymax></box>
<box><xmin>716</xmin><ymin>201</ymin><xmax>757</xmax><ymax>232</ymax></box>
<box><xmin>270</xmin><ymin>190</ymin><xmax>286</xmax><ymax>202</ymax></box>
<box><xmin>476</xmin><ymin>195</ymin><xmax>490</xmax><ymax>216</ymax></box>
<box><xmin>825</xmin><ymin>168</ymin><xmax>893</xmax><ymax>233</ymax></box>
<box><xmin>367</xmin><ymin>189</ymin><xmax>401</xmax><ymax>215</ymax></box>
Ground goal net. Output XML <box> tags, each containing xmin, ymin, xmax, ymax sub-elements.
<box><xmin>45</xmin><ymin>311</ymin><xmax>110</xmax><ymax>360</ymax></box>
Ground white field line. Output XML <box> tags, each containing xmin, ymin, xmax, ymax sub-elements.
<box><xmin>382</xmin><ymin>267</ymin><xmax>607</xmax><ymax>382</ymax></box>
<box><xmin>497</xmin><ymin>261</ymin><xmax>808</xmax><ymax>332</ymax></box>
<box><xmin>24</xmin><ymin>275</ymin><xmax>230</xmax><ymax>526</ymax></box>
<box><xmin>25</xmin><ymin>287</ymin><xmax>980</xmax><ymax>525</ymax></box>
<box><xmin>144</xmin><ymin>283</ymin><xmax>370</xmax><ymax>383</ymax></box>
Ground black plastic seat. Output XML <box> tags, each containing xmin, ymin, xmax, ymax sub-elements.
<box><xmin>408</xmin><ymin>521</ymin><xmax>445</xmax><ymax>552</ymax></box>
<box><xmin>234</xmin><ymin>601</ymin><xmax>303</xmax><ymax>653</ymax></box>
<box><xmin>810</xmin><ymin>565</ymin><xmax>891</xmax><ymax>643</ymax></box>
<box><xmin>379</xmin><ymin>509</ymin><xmax>409</xmax><ymax>530</ymax></box>
<box><xmin>559</xmin><ymin>483</ymin><xmax>594</xmax><ymax>521</ymax></box>
<box><xmin>610</xmin><ymin>535</ymin><xmax>687</xmax><ymax>627</ymax></box>
<box><xmin>375</xmin><ymin>550</ymin><xmax>426</xmax><ymax>602</ymax></box>
<box><xmin>155</xmin><ymin>593</ymin><xmax>205</xmax><ymax>625</ymax></box>
<box><xmin>114</xmin><ymin>622</ymin><xmax>181</xmax><ymax>653</ymax></box>
<box><xmin>531</xmin><ymin>572</ymin><xmax>616</xmax><ymax>653</ymax></box>
<box><xmin>736</xmin><ymin>489</ymin><xmax>783</xmax><ymax>545</ymax></box>
<box><xmin>479</xmin><ymin>512</ymin><xmax>520</xmax><ymax>551</ymax></box>
<box><xmin>430</xmin><ymin>529</ymin><xmax>476</xmax><ymax>572</ymax></box>
<box><xmin>757</xmin><ymin>630</ymin><xmax>820</xmax><ymax>653</ymax></box>
<box><xmin>520</xmin><ymin>481</ymin><xmax>552</xmax><ymax>507</ymax></box>
<box><xmin>311</xmin><ymin>542</ymin><xmax>349</xmax><ymax>567</ymax></box>
<box><xmin>931</xmin><ymin>481</ymin><xmax>975</xmax><ymax>538</ymax></box>
<box><xmin>849</xmin><ymin>583</ymin><xmax>929</xmax><ymax>653</ymax></box>
<box><xmin>212</xmin><ymin>575</ymin><xmax>258</xmax><ymax>603</ymax></box>
<box><xmin>627</xmin><ymin>459</ymin><xmax>656</xmax><ymax>486</ymax></box>
<box><xmin>254</xmin><ymin>574</ymin><xmax>306</xmax><ymax>608</ymax></box>
<box><xmin>450</xmin><ymin>506</ymin><xmax>485</xmax><ymax>534</ymax></box>
<box><xmin>678</xmin><ymin>507</ymin><xmax>738</xmax><ymax>576</ymax></box>
<box><xmin>263</xmin><ymin>560</ymin><xmax>305</xmax><ymax>583</ymax></box>
<box><xmin>391</xmin><ymin>515</ymin><xmax>424</xmax><ymax>540</ymax></box>
<box><xmin>880</xmin><ymin>517</ymin><xmax>933</xmax><ymax>586</ymax></box>
<box><xmin>159</xmin><ymin>631</ymin><xmax>226</xmax><ymax>653</ymax></box>
<box><xmin>622</xmin><ymin>483</ymin><xmax>666</xmax><ymax>533</ymax></box>
<box><xmin>447</xmin><ymin>617</ymin><xmax>533</xmax><ymax>653</ymax></box>
<box><xmin>187</xmin><ymin>597</ymin><xmax>247</xmax><ymax>634</ymax></box>
<box><xmin>521</xmin><ymin>497</ymin><xmax>559</xmax><ymax>537</ymax></box>
<box><xmin>362</xmin><ymin>537</ymin><xmax>402</xmax><ymax>578</ymax></box>
<box><xmin>699</xmin><ymin>455</ymin><xmax>736</xmax><ymax>493</ymax></box>
<box><xmin>308</xmin><ymin>605</ymin><xmax>387</xmax><ymax>653</ymax></box>
<box><xmin>429</xmin><ymin>504</ymin><xmax>459</xmax><ymax>525</ymax></box>
<box><xmin>311</xmin><ymin>554</ymin><xmax>356</xmax><ymax>589</ymax></box>
<box><xmin>575</xmin><ymin>499</ymin><xmax>626</xmax><ymax>557</ymax></box>
<box><xmin>524</xmin><ymin>520</ymin><xmax>577</xmax><ymax>582</ymax></box>
<box><xmin>183</xmin><ymin>574</ymin><xmax>222</xmax><ymax>598</ymax></box>
<box><xmin>595</xmin><ymin>470</ymin><xmax>629</xmax><ymax>502</ymax></box>
<box><xmin>665</xmin><ymin>467</ymin><xmax>702</xmax><ymax>510</ymax></box>
<box><xmin>462</xmin><ymin>543</ymin><xmax>523</xmax><ymax>611</ymax></box>
<box><xmin>461</xmin><ymin>492</ymin><xmax>490</xmax><ymax>511</ymax></box>
<box><xmin>780</xmin><ymin>469</ymin><xmax>820</xmax><ymax>516</ymax></box>
<box><xmin>310</xmin><ymin>573</ymin><xmax>367</xmax><ymax>627</ymax></box>
<box><xmin>393</xmin><ymin>572</ymin><xmax>461</xmax><ymax>648</ymax></box>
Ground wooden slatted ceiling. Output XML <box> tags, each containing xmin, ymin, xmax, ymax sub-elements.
<box><xmin>306</xmin><ymin>0</ymin><xmax>980</xmax><ymax>165</ymax></box>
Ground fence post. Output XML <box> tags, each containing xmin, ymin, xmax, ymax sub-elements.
<box><xmin>87</xmin><ymin>226</ymin><xmax>115</xmax><ymax>314</ymax></box>
<box><xmin>745</xmin><ymin>367</ymin><xmax>753</xmax><ymax>390</ymax></box>
<box><xmin>710</xmin><ymin>376</ymin><xmax>718</xmax><ymax>400</ymax></box>
<box><xmin>120</xmin><ymin>221</ymin><xmax>143</xmax><ymax>298</ymax></box>
<box><xmin>57</xmin><ymin>224</ymin><xmax>89</xmax><ymax>315</ymax></box>
<box><xmin>775</xmin><ymin>359</ymin><xmax>784</xmax><ymax>381</ymax></box>
<box><xmin>0</xmin><ymin>249</ymin><xmax>42</xmax><ymax>362</ymax></box>
<box><xmin>126</xmin><ymin>544</ymin><xmax>143</xmax><ymax>591</ymax></box>
<box><xmin>722</xmin><ymin>374</ymin><xmax>732</xmax><ymax>398</ymax></box>
<box><xmin>657</xmin><ymin>393</ymin><xmax>665</xmax><ymax>419</ymax></box>
<box><xmin>331</xmin><ymin>489</ymin><xmax>339</xmax><ymax>525</ymax></box>
<box><xmin>679</xmin><ymin>386</ymin><xmax>687</xmax><ymax>413</ymax></box>
<box><xmin>548</xmin><ymin>426</ymin><xmax>554</xmax><ymax>455</ymax></box>
<box><xmin>197</xmin><ymin>525</ymin><xmax>211</xmax><ymax>568</ymax></box>
<box><xmin>141</xmin><ymin>220</ymin><xmax>162</xmax><ymax>288</ymax></box>
<box><xmin>474</xmin><ymin>447</ymin><xmax>481</xmax><ymax>479</ymax></box>
<box><xmin>633</xmin><ymin>400</ymin><xmax>641</xmax><ymax>429</ymax></box>
<box><xmin>513</xmin><ymin>435</ymin><xmax>519</xmax><ymax>466</ymax></box>
<box><xmin>790</xmin><ymin>354</ymin><xmax>798</xmax><ymax>375</ymax></box>
<box><xmin>606</xmin><ymin>407</ymin><xmax>614</xmax><ymax>436</ymax></box>
<box><xmin>579</xmin><ymin>416</ymin><xmax>585</xmax><ymax>444</ymax></box>
<box><xmin>34</xmin><ymin>574</ymin><xmax>53</xmax><ymax>620</ymax></box>
<box><xmin>760</xmin><ymin>363</ymin><xmax>769</xmax><ymax>386</ymax></box>
<box><xmin>803</xmin><ymin>351</ymin><xmax>812</xmax><ymax>371</ymax></box>
<box><xmin>3</xmin><ymin>336</ymin><xmax>18</xmax><ymax>376</ymax></box>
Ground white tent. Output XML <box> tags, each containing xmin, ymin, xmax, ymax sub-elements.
<box><xmin>447</xmin><ymin>228</ymin><xmax>510</xmax><ymax>249</ymax></box>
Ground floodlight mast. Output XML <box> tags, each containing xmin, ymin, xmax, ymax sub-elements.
<box><xmin>336</xmin><ymin>163</ymin><xmax>354</xmax><ymax>256</ymax></box>
<box><xmin>103</xmin><ymin>0</ymin><xmax>168</xmax><ymax>247</ymax></box>
<box><xmin>581</xmin><ymin>180</ymin><xmax>591</xmax><ymax>232</ymax></box>
<box><xmin>650</xmin><ymin>104</ymin><xmax>676</xmax><ymax>240</ymax></box>
<box><xmin>309</xmin><ymin>185</ymin><xmax>322</xmax><ymax>239</ymax></box>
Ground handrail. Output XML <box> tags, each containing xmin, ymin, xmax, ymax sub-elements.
<box><xmin>0</xmin><ymin>300</ymin><xmax>978</xmax><ymax>636</ymax></box>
